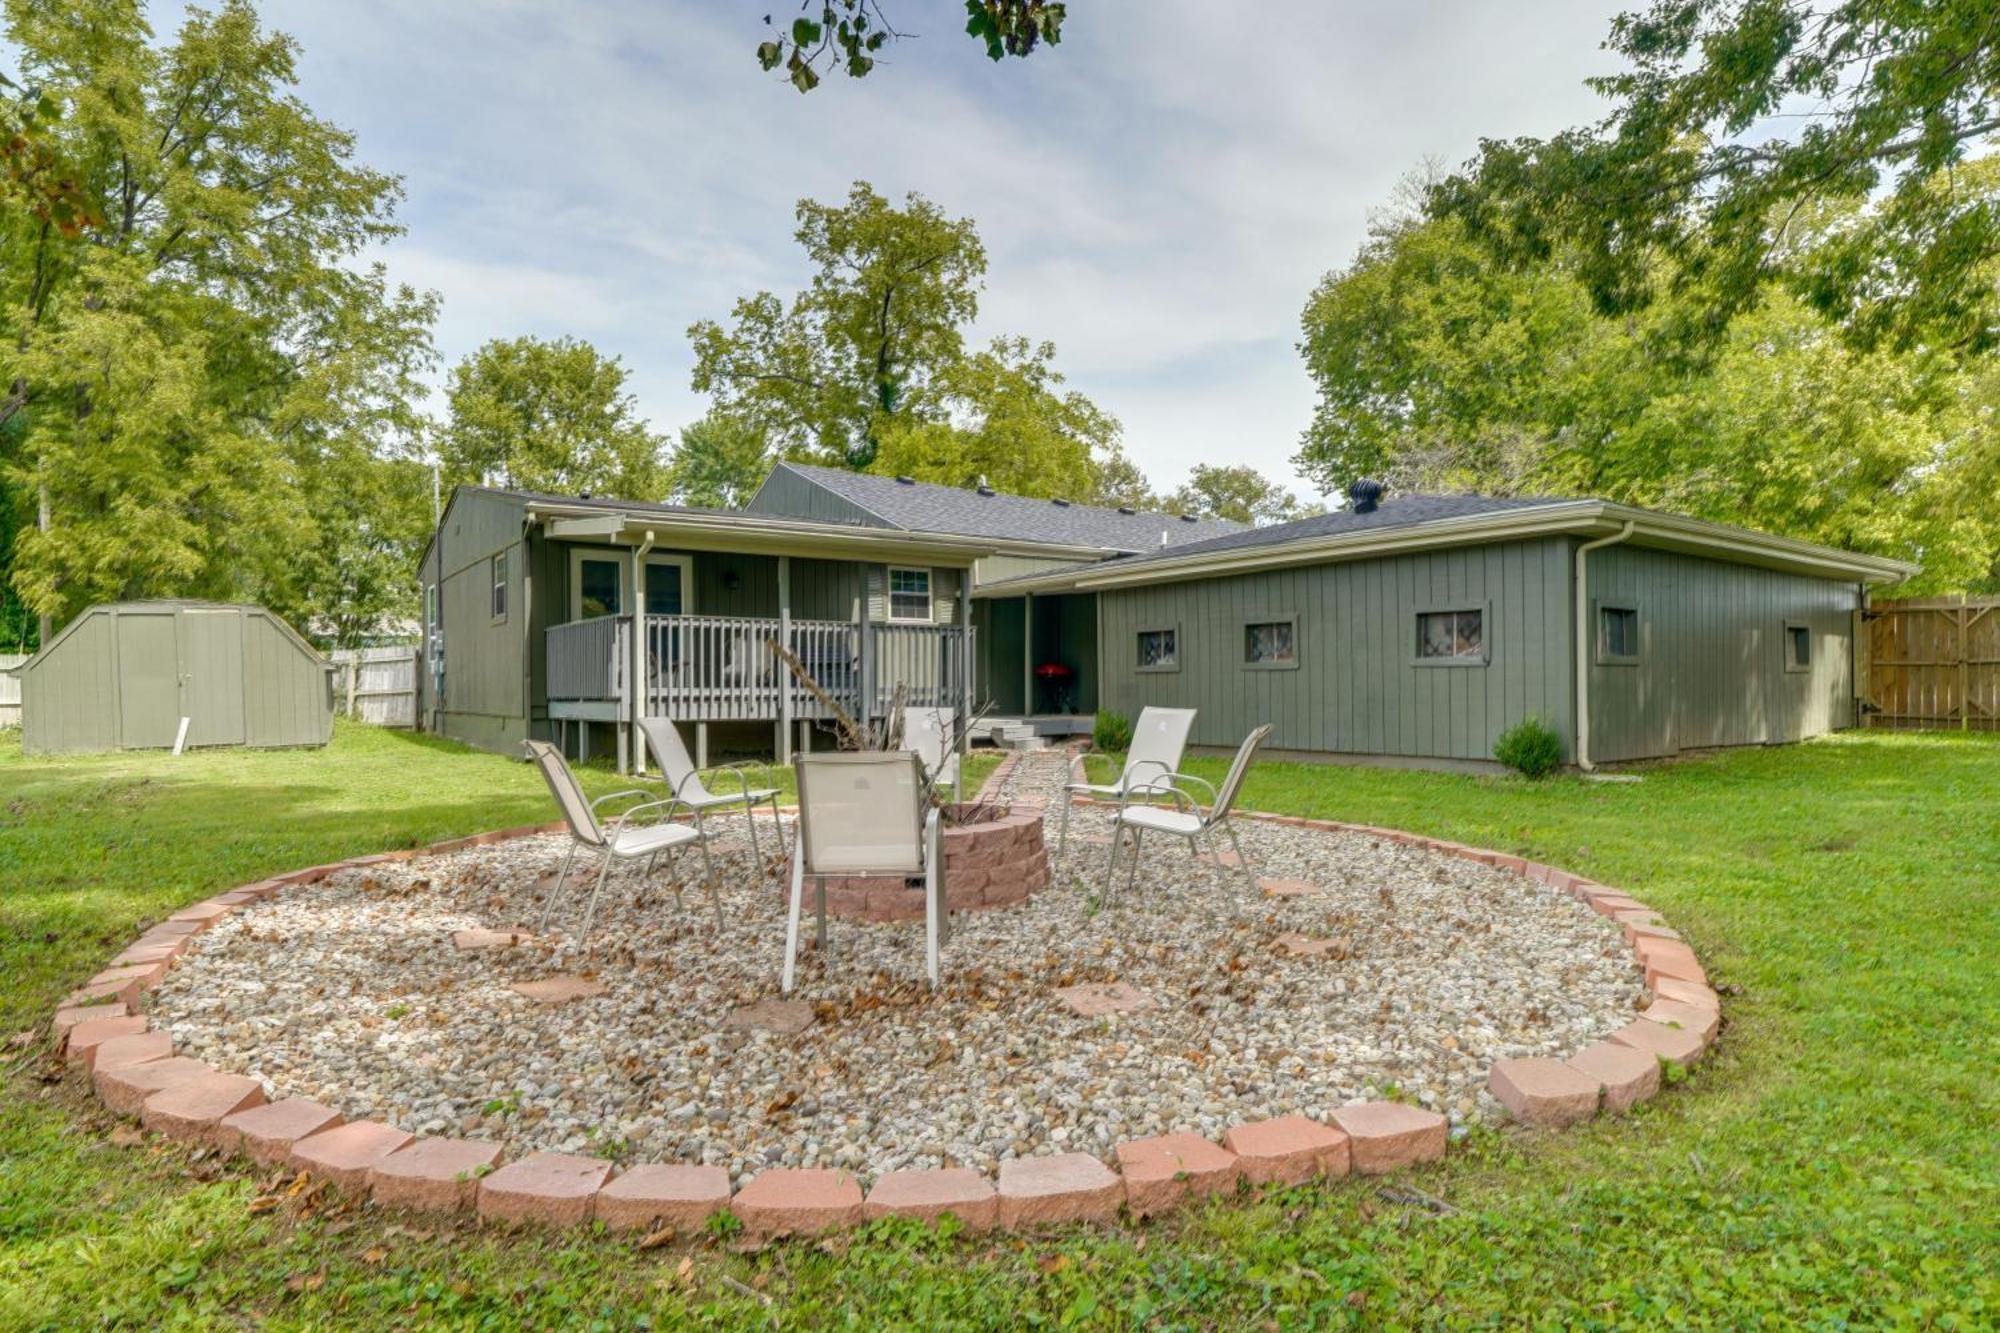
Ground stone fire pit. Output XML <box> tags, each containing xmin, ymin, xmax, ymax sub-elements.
<box><xmin>779</xmin><ymin>801</ymin><xmax>1049</xmax><ymax>921</ymax></box>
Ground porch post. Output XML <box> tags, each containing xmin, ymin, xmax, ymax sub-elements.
<box><xmin>630</xmin><ymin>533</ymin><xmax>654</xmax><ymax>774</ymax></box>
<box><xmin>777</xmin><ymin>555</ymin><xmax>793</xmax><ymax>763</ymax></box>
<box><xmin>1023</xmin><ymin>592</ymin><xmax>1035</xmax><ymax>718</ymax></box>
<box><xmin>958</xmin><ymin>568</ymin><xmax>973</xmax><ymax>765</ymax></box>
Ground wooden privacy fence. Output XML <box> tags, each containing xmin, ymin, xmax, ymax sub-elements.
<box><xmin>328</xmin><ymin>646</ymin><xmax>417</xmax><ymax>728</ymax></box>
<box><xmin>1861</xmin><ymin>595</ymin><xmax>2000</xmax><ymax>732</ymax></box>
<box><xmin>0</xmin><ymin>653</ymin><xmax>24</xmax><ymax>728</ymax></box>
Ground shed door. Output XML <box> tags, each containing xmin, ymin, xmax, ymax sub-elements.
<box><xmin>115</xmin><ymin>611</ymin><xmax>182</xmax><ymax>748</ymax></box>
<box><xmin>182</xmin><ymin>609</ymin><xmax>246</xmax><ymax>746</ymax></box>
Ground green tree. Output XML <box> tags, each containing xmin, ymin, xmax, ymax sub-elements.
<box><xmin>689</xmin><ymin>182</ymin><xmax>986</xmax><ymax>470</ymax></box>
<box><xmin>1170</xmin><ymin>464</ymin><xmax>1318</xmax><ymax>526</ymax></box>
<box><xmin>439</xmin><ymin>336</ymin><xmax>667</xmax><ymax>498</ymax></box>
<box><xmin>665</xmin><ymin>411</ymin><xmax>771</xmax><ymax>509</ymax></box>
<box><xmin>0</xmin><ymin>0</ymin><xmax>437</xmax><ymax>643</ymax></box>
<box><xmin>1433</xmin><ymin>2</ymin><xmax>2000</xmax><ymax>352</ymax></box>
<box><xmin>1296</xmin><ymin>197</ymin><xmax>2000</xmax><ymax>592</ymax></box>
<box><xmin>755</xmin><ymin>1</ymin><xmax>1064</xmax><ymax>93</ymax></box>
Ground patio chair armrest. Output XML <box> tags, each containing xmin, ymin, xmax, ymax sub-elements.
<box><xmin>1159</xmin><ymin>771</ymin><xmax>1219</xmax><ymax>821</ymax></box>
<box><xmin>602</xmin><ymin>795</ymin><xmax>693</xmax><ymax>839</ymax></box>
<box><xmin>697</xmin><ymin>761</ymin><xmax>768</xmax><ymax>800</ymax></box>
<box><xmin>589</xmin><ymin>788</ymin><xmax>652</xmax><ymax>814</ymax></box>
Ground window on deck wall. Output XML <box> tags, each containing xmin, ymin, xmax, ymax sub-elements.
<box><xmin>887</xmin><ymin>567</ymin><xmax>932</xmax><ymax>622</ymax></box>
<box><xmin>1416</xmin><ymin>608</ymin><xmax>1485</xmax><ymax>662</ymax></box>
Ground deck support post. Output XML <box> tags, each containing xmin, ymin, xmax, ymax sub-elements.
<box><xmin>777</xmin><ymin>556</ymin><xmax>793</xmax><ymax>764</ymax></box>
<box><xmin>696</xmin><ymin>721</ymin><xmax>709</xmax><ymax>771</ymax></box>
<box><xmin>630</xmin><ymin>532</ymin><xmax>655</xmax><ymax>775</ymax></box>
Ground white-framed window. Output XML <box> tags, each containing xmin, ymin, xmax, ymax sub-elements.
<box><xmin>567</xmin><ymin>548</ymin><xmax>690</xmax><ymax>620</ymax></box>
<box><xmin>1243</xmin><ymin>616</ymin><xmax>1298</xmax><ymax>669</ymax></box>
<box><xmin>491</xmin><ymin>551</ymin><xmax>509</xmax><ymax>622</ymax></box>
<box><xmin>1137</xmin><ymin>626</ymin><xmax>1179</xmax><ymax>671</ymax></box>
<box><xmin>1784</xmin><ymin>620</ymin><xmax>1812</xmax><ymax>673</ymax></box>
<box><xmin>1597</xmin><ymin>603</ymin><xmax>1639</xmax><ymax>664</ymax></box>
<box><xmin>887</xmin><ymin>566</ymin><xmax>932</xmax><ymax>622</ymax></box>
<box><xmin>1416</xmin><ymin>607</ymin><xmax>1486</xmax><ymax>664</ymax></box>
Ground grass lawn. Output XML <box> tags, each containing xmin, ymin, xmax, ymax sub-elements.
<box><xmin>1</xmin><ymin>723</ymin><xmax>1994</xmax><ymax>1328</ymax></box>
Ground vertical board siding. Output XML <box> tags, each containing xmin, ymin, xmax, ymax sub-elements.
<box><xmin>1095</xmin><ymin>537</ymin><xmax>1573</xmax><ymax>762</ymax></box>
<box><xmin>432</xmin><ymin>490</ymin><xmax>530</xmax><ymax>746</ymax></box>
<box><xmin>1585</xmin><ymin>545</ymin><xmax>1859</xmax><ymax>762</ymax></box>
<box><xmin>1862</xmin><ymin>596</ymin><xmax>2000</xmax><ymax>731</ymax></box>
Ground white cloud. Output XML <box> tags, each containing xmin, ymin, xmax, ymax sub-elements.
<box><xmin>263</xmin><ymin>0</ymin><xmax>1625</xmax><ymax>493</ymax></box>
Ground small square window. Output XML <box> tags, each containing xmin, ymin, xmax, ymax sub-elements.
<box><xmin>1785</xmin><ymin>622</ymin><xmax>1812</xmax><ymax>672</ymax></box>
<box><xmin>1137</xmin><ymin>627</ymin><xmax>1178</xmax><ymax>671</ymax></box>
<box><xmin>491</xmin><ymin>552</ymin><xmax>509</xmax><ymax>622</ymax></box>
<box><xmin>1417</xmin><ymin>608</ymin><xmax>1484</xmax><ymax>662</ymax></box>
<box><xmin>1244</xmin><ymin>618</ymin><xmax>1297</xmax><ymax>668</ymax></box>
<box><xmin>1598</xmin><ymin>605</ymin><xmax>1639</xmax><ymax>661</ymax></box>
<box><xmin>888</xmin><ymin>567</ymin><xmax>932</xmax><ymax>622</ymax></box>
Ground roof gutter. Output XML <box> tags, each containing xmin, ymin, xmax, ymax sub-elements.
<box><xmin>523</xmin><ymin>502</ymin><xmax>1001</xmax><ymax>563</ymax></box>
<box><xmin>1573</xmin><ymin>520</ymin><xmax>1636</xmax><ymax>773</ymax></box>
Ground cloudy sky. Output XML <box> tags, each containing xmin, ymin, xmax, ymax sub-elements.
<box><xmin>260</xmin><ymin>0</ymin><xmax>1624</xmax><ymax>502</ymax></box>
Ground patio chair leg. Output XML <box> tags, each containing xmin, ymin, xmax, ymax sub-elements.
<box><xmin>576</xmin><ymin>849</ymin><xmax>619</xmax><ymax>951</ymax></box>
<box><xmin>782</xmin><ymin>858</ymin><xmax>805</xmax><ymax>993</ymax></box>
<box><xmin>1057</xmin><ymin>789</ymin><xmax>1074</xmax><ymax>861</ymax></box>
<box><xmin>816</xmin><ymin>881</ymin><xmax>828</xmax><ymax>953</ymax></box>
<box><xmin>744</xmin><ymin>799</ymin><xmax>765</xmax><ymax>886</ymax></box>
<box><xmin>1226</xmin><ymin>819</ymin><xmax>1256</xmax><ymax>894</ymax></box>
<box><xmin>696</xmin><ymin>825</ymin><xmax>723</xmax><ymax>932</ymax></box>
<box><xmin>925</xmin><ymin>859</ymin><xmax>941</xmax><ymax>987</ymax></box>
<box><xmin>539</xmin><ymin>842</ymin><xmax>579</xmax><ymax>932</ymax></box>
<box><xmin>1102</xmin><ymin>821</ymin><xmax>1122</xmax><ymax>897</ymax></box>
<box><xmin>1126</xmin><ymin>827</ymin><xmax>1143</xmax><ymax>900</ymax></box>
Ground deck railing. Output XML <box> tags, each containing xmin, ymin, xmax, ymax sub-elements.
<box><xmin>545</xmin><ymin>613</ymin><xmax>973</xmax><ymax>724</ymax></box>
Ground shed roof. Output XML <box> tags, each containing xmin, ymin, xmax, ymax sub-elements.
<box><xmin>753</xmin><ymin>462</ymin><xmax>1247</xmax><ymax>553</ymax></box>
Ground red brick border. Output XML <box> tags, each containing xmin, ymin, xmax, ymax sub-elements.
<box><xmin>52</xmin><ymin>798</ymin><xmax>1718</xmax><ymax>1239</ymax></box>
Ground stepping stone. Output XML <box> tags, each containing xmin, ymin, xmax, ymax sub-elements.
<box><xmin>477</xmin><ymin>1151</ymin><xmax>614</xmax><ymax>1226</ymax></box>
<box><xmin>1222</xmin><ymin>1116</ymin><xmax>1350</xmax><ymax>1186</ymax></box>
<box><xmin>1196</xmin><ymin>848</ymin><xmax>1245</xmax><ymax>868</ymax></box>
<box><xmin>62</xmin><ymin>1015</ymin><xmax>150</xmax><ymax>1064</ymax></box>
<box><xmin>1488</xmin><ymin>1057</ymin><xmax>1601</xmax><ymax>1128</ymax></box>
<box><xmin>996</xmin><ymin>1153</ymin><xmax>1123</xmax><ymax>1228</ymax></box>
<box><xmin>290</xmin><ymin>1120</ymin><xmax>415</xmax><ymax>1191</ymax></box>
<box><xmin>453</xmin><ymin>928</ymin><xmax>535</xmax><ymax>952</ymax></box>
<box><xmin>1054</xmin><ymin>982</ymin><xmax>1153</xmax><ymax>1017</ymax></box>
<box><xmin>732</xmin><ymin>1167</ymin><xmax>864</xmax><ymax>1236</ymax></box>
<box><xmin>1638</xmin><ymin>997</ymin><xmax>1720</xmax><ymax>1043</ymax></box>
<box><xmin>369</xmin><ymin>1137</ymin><xmax>504</xmax><ymax>1213</ymax></box>
<box><xmin>863</xmin><ymin>1167</ymin><xmax>998</xmax><ymax>1231</ymax></box>
<box><xmin>1608</xmin><ymin>1018</ymin><xmax>1706</xmax><ymax>1066</ymax></box>
<box><xmin>86</xmin><ymin>1030</ymin><xmax>173</xmax><ymax>1073</ymax></box>
<box><xmin>596</xmin><ymin>1164</ymin><xmax>733</xmax><ymax>1231</ymax></box>
<box><xmin>95</xmin><ymin>1057</ymin><xmax>218</xmax><ymax>1117</ymax></box>
<box><xmin>1329</xmin><ymin>1102</ymin><xmax>1448</xmax><ymax>1176</ymax></box>
<box><xmin>1271</xmin><ymin>933</ymin><xmax>1351</xmax><ymax>960</ymax></box>
<box><xmin>509</xmin><ymin>975</ymin><xmax>607</xmax><ymax>1004</ymax></box>
<box><xmin>140</xmin><ymin>1074</ymin><xmax>266</xmax><ymax>1141</ymax></box>
<box><xmin>1258</xmin><ymin>878</ymin><xmax>1319</xmax><ymax>898</ymax></box>
<box><xmin>1116</xmin><ymin>1133</ymin><xmax>1242</xmax><ymax>1215</ymax></box>
<box><xmin>216</xmin><ymin>1098</ymin><xmax>346</xmax><ymax>1164</ymax></box>
<box><xmin>1564</xmin><ymin>1040</ymin><xmax>1660</xmax><ymax>1114</ymax></box>
<box><xmin>724</xmin><ymin>998</ymin><xmax>816</xmax><ymax>1036</ymax></box>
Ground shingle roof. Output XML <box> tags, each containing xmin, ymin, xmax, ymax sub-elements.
<box><xmin>764</xmin><ymin>463</ymin><xmax>1247</xmax><ymax>552</ymax></box>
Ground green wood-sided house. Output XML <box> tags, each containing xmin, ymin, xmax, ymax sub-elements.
<box><xmin>417</xmin><ymin>468</ymin><xmax>1912</xmax><ymax>771</ymax></box>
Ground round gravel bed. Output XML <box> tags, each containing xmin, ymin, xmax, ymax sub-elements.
<box><xmin>148</xmin><ymin>753</ymin><xmax>1646</xmax><ymax>1184</ymax></box>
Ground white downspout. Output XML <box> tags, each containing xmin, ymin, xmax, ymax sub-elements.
<box><xmin>630</xmin><ymin>530</ymin><xmax>655</xmax><ymax>773</ymax></box>
<box><xmin>1574</xmin><ymin>521</ymin><xmax>1637</xmax><ymax>772</ymax></box>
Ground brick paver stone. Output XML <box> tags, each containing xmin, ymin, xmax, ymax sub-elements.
<box><xmin>53</xmin><ymin>1001</ymin><xmax>130</xmax><ymax>1042</ymax></box>
<box><xmin>597</xmin><ymin>1164</ymin><xmax>735</xmax><ymax>1231</ymax></box>
<box><xmin>368</xmin><ymin>1137</ymin><xmax>505</xmax><ymax>1212</ymax></box>
<box><xmin>1650</xmin><ymin>975</ymin><xmax>1722</xmax><ymax>1011</ymax></box>
<box><xmin>508</xmin><ymin>975</ymin><xmax>608</xmax><ymax>1004</ymax></box>
<box><xmin>1635</xmin><ymin>938</ymin><xmax>1709</xmax><ymax>988</ymax></box>
<box><xmin>289</xmin><ymin>1120</ymin><xmax>416</xmax><ymax>1191</ymax></box>
<box><xmin>1196</xmin><ymin>848</ymin><xmax>1244</xmax><ymax>868</ymax></box>
<box><xmin>1329</xmin><ymin>1102</ymin><xmax>1448</xmax><ymax>1175</ymax></box>
<box><xmin>996</xmin><ymin>1153</ymin><xmax>1124</xmax><ymax>1228</ymax></box>
<box><xmin>95</xmin><ymin>1057</ymin><xmax>217</xmax><ymax>1116</ymax></box>
<box><xmin>1257</xmin><ymin>878</ymin><xmax>1319</xmax><ymax>898</ymax></box>
<box><xmin>110</xmin><ymin>942</ymin><xmax>182</xmax><ymax>967</ymax></box>
<box><xmin>216</xmin><ymin>1098</ymin><xmax>346</xmax><ymax>1164</ymax></box>
<box><xmin>1488</xmin><ymin>1057</ymin><xmax>1602</xmax><ymax>1128</ymax></box>
<box><xmin>731</xmin><ymin>1168</ymin><xmax>865</xmax><ymax>1235</ymax></box>
<box><xmin>168</xmin><ymin>901</ymin><xmax>234</xmax><ymax>927</ymax></box>
<box><xmin>1052</xmin><ymin>982</ymin><xmax>1152</xmax><ymax>1017</ymax></box>
<box><xmin>1638</xmin><ymin>997</ymin><xmax>1721</xmax><ymax>1043</ymax></box>
<box><xmin>451</xmin><ymin>928</ymin><xmax>535</xmax><ymax>952</ymax></box>
<box><xmin>1564</xmin><ymin>1040</ymin><xmax>1661</xmax><ymax>1114</ymax></box>
<box><xmin>89</xmin><ymin>960</ymin><xmax>169</xmax><ymax>989</ymax></box>
<box><xmin>139</xmin><ymin>1073</ymin><xmax>266</xmax><ymax>1140</ymax></box>
<box><xmin>1608</xmin><ymin>1018</ymin><xmax>1706</xmax><ymax>1066</ymax></box>
<box><xmin>62</xmin><ymin>1015</ymin><xmax>150</xmax><ymax>1064</ymax></box>
<box><xmin>477</xmin><ymin>1152</ymin><xmax>615</xmax><ymax>1226</ymax></box>
<box><xmin>862</xmin><ymin>1168</ymin><xmax>998</xmax><ymax>1231</ymax></box>
<box><xmin>1585</xmin><ymin>893</ymin><xmax>1647</xmax><ymax>917</ymax></box>
<box><xmin>1221</xmin><ymin>1116</ymin><xmax>1350</xmax><ymax>1186</ymax></box>
<box><xmin>65</xmin><ymin>978</ymin><xmax>143</xmax><ymax>1009</ymax></box>
<box><xmin>1115</xmin><ymin>1133</ymin><xmax>1242</xmax><ymax>1214</ymax></box>
<box><xmin>84</xmin><ymin>1030</ymin><xmax>173</xmax><ymax>1073</ymax></box>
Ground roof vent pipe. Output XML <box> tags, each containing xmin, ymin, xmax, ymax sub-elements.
<box><xmin>1347</xmin><ymin>479</ymin><xmax>1384</xmax><ymax>514</ymax></box>
<box><xmin>1051</xmin><ymin>497</ymin><xmax>1070</xmax><ymax>507</ymax></box>
<box><xmin>895</xmin><ymin>475</ymin><xmax>916</xmax><ymax>485</ymax></box>
<box><xmin>1117</xmin><ymin>505</ymin><xmax>1136</xmax><ymax>515</ymax></box>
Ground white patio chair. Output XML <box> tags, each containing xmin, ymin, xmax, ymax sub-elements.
<box><xmin>1055</xmin><ymin>706</ymin><xmax>1197</xmax><ymax>861</ymax></box>
<box><xmin>637</xmin><ymin>716</ymin><xmax>787</xmax><ymax>884</ymax></box>
<box><xmin>900</xmin><ymin>705</ymin><xmax>961</xmax><ymax>801</ymax></box>
<box><xmin>782</xmin><ymin>751</ymin><xmax>948</xmax><ymax>992</ymax></box>
<box><xmin>525</xmin><ymin>739</ymin><xmax>718</xmax><ymax>945</ymax></box>
<box><xmin>1103</xmin><ymin>723</ymin><xmax>1273</xmax><ymax>899</ymax></box>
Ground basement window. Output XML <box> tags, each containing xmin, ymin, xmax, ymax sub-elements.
<box><xmin>1597</xmin><ymin>604</ymin><xmax>1639</xmax><ymax>664</ymax></box>
<box><xmin>1137</xmin><ymin>626</ymin><xmax>1179</xmax><ymax>672</ymax></box>
<box><xmin>1785</xmin><ymin>621</ymin><xmax>1812</xmax><ymax>673</ymax></box>
<box><xmin>1243</xmin><ymin>617</ymin><xmax>1298</xmax><ymax>669</ymax></box>
<box><xmin>490</xmin><ymin>552</ymin><xmax>509</xmax><ymax>623</ymax></box>
<box><xmin>1416</xmin><ymin>608</ymin><xmax>1486</xmax><ymax>665</ymax></box>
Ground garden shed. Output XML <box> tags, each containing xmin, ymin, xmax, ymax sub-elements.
<box><xmin>9</xmin><ymin>601</ymin><xmax>334</xmax><ymax>755</ymax></box>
